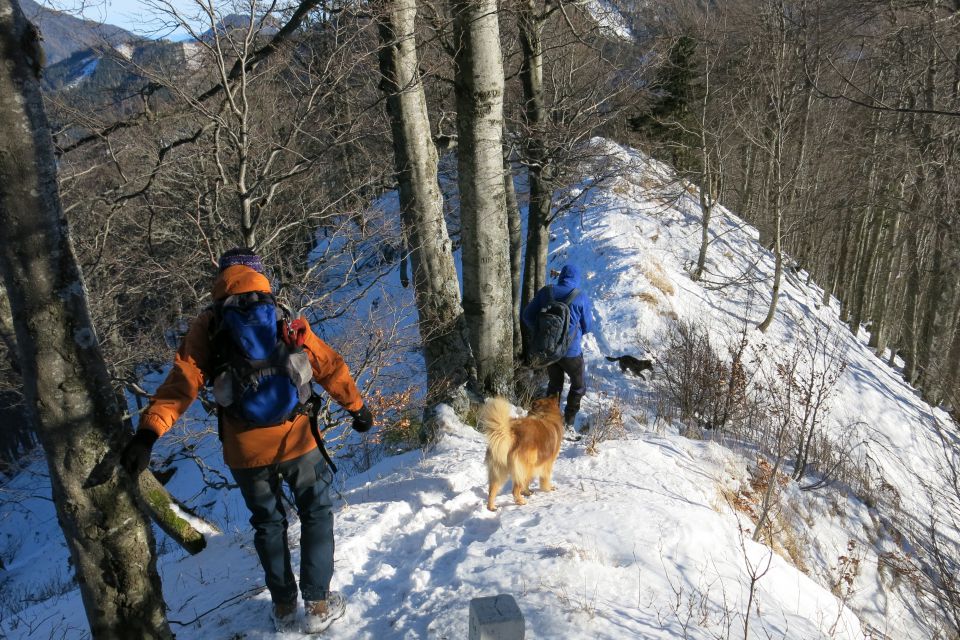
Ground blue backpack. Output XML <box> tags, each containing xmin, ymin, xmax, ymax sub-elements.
<box><xmin>208</xmin><ymin>292</ymin><xmax>313</xmax><ymax>428</ymax></box>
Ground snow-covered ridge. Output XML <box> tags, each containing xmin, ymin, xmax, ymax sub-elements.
<box><xmin>1</xmin><ymin>139</ymin><xmax>954</xmax><ymax>639</ymax></box>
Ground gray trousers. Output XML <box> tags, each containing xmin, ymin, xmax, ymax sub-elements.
<box><xmin>230</xmin><ymin>447</ymin><xmax>334</xmax><ymax>603</ymax></box>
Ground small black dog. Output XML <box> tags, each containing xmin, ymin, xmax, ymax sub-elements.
<box><xmin>606</xmin><ymin>355</ymin><xmax>654</xmax><ymax>379</ymax></box>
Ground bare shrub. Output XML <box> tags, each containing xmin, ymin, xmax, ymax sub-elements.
<box><xmin>749</xmin><ymin>323</ymin><xmax>848</xmax><ymax>483</ymax></box>
<box><xmin>654</xmin><ymin>317</ymin><xmax>748</xmax><ymax>432</ymax></box>
<box><xmin>585</xmin><ymin>392</ymin><xmax>627</xmax><ymax>455</ymax></box>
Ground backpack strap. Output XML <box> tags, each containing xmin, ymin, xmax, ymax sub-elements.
<box><xmin>545</xmin><ymin>286</ymin><xmax>555</xmax><ymax>305</ymax></box>
<box><xmin>563</xmin><ymin>288</ymin><xmax>580</xmax><ymax>305</ymax></box>
<box><xmin>303</xmin><ymin>393</ymin><xmax>338</xmax><ymax>474</ymax></box>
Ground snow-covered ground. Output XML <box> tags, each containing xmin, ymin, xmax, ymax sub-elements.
<box><xmin>62</xmin><ymin>57</ymin><xmax>99</xmax><ymax>90</ymax></box>
<box><xmin>1</xmin><ymin>140</ymin><xmax>956</xmax><ymax>639</ymax></box>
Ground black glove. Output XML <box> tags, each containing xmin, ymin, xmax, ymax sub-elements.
<box><xmin>349</xmin><ymin>404</ymin><xmax>374</xmax><ymax>433</ymax></box>
<box><xmin>120</xmin><ymin>429</ymin><xmax>158</xmax><ymax>476</ymax></box>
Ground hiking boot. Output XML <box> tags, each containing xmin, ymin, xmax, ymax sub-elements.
<box><xmin>563</xmin><ymin>424</ymin><xmax>582</xmax><ymax>442</ymax></box>
<box><xmin>303</xmin><ymin>592</ymin><xmax>346</xmax><ymax>633</ymax></box>
<box><xmin>271</xmin><ymin>600</ymin><xmax>298</xmax><ymax>632</ymax></box>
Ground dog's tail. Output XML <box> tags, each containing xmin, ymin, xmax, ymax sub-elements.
<box><xmin>479</xmin><ymin>397</ymin><xmax>514</xmax><ymax>466</ymax></box>
<box><xmin>605</xmin><ymin>356</ymin><xmax>620</xmax><ymax>362</ymax></box>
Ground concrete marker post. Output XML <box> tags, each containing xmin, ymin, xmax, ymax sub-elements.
<box><xmin>468</xmin><ymin>594</ymin><xmax>525</xmax><ymax>640</ymax></box>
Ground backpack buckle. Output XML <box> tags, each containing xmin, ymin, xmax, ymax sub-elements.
<box><xmin>282</xmin><ymin>318</ymin><xmax>307</xmax><ymax>348</ymax></box>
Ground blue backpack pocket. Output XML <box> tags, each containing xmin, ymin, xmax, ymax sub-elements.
<box><xmin>222</xmin><ymin>302</ymin><xmax>277</xmax><ymax>360</ymax></box>
<box><xmin>237</xmin><ymin>373</ymin><xmax>301</xmax><ymax>426</ymax></box>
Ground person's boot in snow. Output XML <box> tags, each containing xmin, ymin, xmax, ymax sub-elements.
<box><xmin>271</xmin><ymin>600</ymin><xmax>298</xmax><ymax>632</ymax></box>
<box><xmin>303</xmin><ymin>592</ymin><xmax>346</xmax><ymax>633</ymax></box>
<box><xmin>563</xmin><ymin>411</ymin><xmax>581</xmax><ymax>441</ymax></box>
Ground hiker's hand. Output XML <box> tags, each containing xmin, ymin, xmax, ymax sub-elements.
<box><xmin>349</xmin><ymin>404</ymin><xmax>374</xmax><ymax>433</ymax></box>
<box><xmin>120</xmin><ymin>430</ymin><xmax>158</xmax><ymax>476</ymax></box>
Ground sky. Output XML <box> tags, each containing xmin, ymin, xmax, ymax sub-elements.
<box><xmin>50</xmin><ymin>0</ymin><xmax>227</xmax><ymax>39</ymax></box>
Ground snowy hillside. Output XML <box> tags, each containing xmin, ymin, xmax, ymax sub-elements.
<box><xmin>1</xmin><ymin>140</ymin><xmax>956</xmax><ymax>639</ymax></box>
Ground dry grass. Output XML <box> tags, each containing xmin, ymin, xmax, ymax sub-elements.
<box><xmin>631</xmin><ymin>291</ymin><xmax>660</xmax><ymax>306</ymax></box>
<box><xmin>641</xmin><ymin>262</ymin><xmax>676</xmax><ymax>297</ymax></box>
<box><xmin>658</xmin><ymin>309</ymin><xmax>679</xmax><ymax>321</ymax></box>
<box><xmin>721</xmin><ymin>459</ymin><xmax>808</xmax><ymax>573</ymax></box>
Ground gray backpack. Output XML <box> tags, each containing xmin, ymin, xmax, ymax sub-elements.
<box><xmin>529</xmin><ymin>286</ymin><xmax>580</xmax><ymax>367</ymax></box>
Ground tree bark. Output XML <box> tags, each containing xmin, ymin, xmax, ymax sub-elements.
<box><xmin>518</xmin><ymin>0</ymin><xmax>551</xmax><ymax>356</ymax></box>
<box><xmin>848</xmin><ymin>113</ymin><xmax>884</xmax><ymax>337</ymax></box>
<box><xmin>916</xmin><ymin>229</ymin><xmax>952</xmax><ymax>403</ymax></box>
<box><xmin>758</xmin><ymin>100</ymin><xmax>785</xmax><ymax>333</ymax></box>
<box><xmin>0</xmin><ymin>2</ymin><xmax>172</xmax><ymax>637</ymax></box>
<box><xmin>377</xmin><ymin>0</ymin><xmax>476</xmax><ymax>416</ymax></box>
<box><xmin>902</xmin><ymin>229</ymin><xmax>925</xmax><ymax>386</ymax></box>
<box><xmin>503</xmin><ymin>149</ymin><xmax>523</xmax><ymax>359</ymax></box>
<box><xmin>451</xmin><ymin>0</ymin><xmax>513</xmax><ymax>395</ymax></box>
<box><xmin>869</xmin><ymin>194</ymin><xmax>903</xmax><ymax>356</ymax></box>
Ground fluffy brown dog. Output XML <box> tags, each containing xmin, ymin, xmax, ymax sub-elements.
<box><xmin>481</xmin><ymin>396</ymin><xmax>564</xmax><ymax>511</ymax></box>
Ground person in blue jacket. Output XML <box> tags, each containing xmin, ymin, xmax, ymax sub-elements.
<box><xmin>522</xmin><ymin>264</ymin><xmax>594</xmax><ymax>429</ymax></box>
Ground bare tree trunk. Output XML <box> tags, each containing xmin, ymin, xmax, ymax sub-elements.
<box><xmin>503</xmin><ymin>149</ymin><xmax>523</xmax><ymax>359</ymax></box>
<box><xmin>869</xmin><ymin>193</ymin><xmax>903</xmax><ymax>355</ymax></box>
<box><xmin>739</xmin><ymin>143</ymin><xmax>757</xmax><ymax>218</ymax></box>
<box><xmin>848</xmin><ymin>114</ymin><xmax>884</xmax><ymax>337</ymax></box>
<box><xmin>758</xmin><ymin>119</ymin><xmax>785</xmax><ymax>333</ymax></box>
<box><xmin>758</xmin><ymin>207</ymin><xmax>783</xmax><ymax>333</ymax></box>
<box><xmin>521</xmin><ymin>212</ymin><xmax>550</xmax><ymax>310</ymax></box>
<box><xmin>917</xmin><ymin>229</ymin><xmax>951</xmax><ymax>402</ymax></box>
<box><xmin>693</xmin><ymin>189</ymin><xmax>714</xmax><ymax>281</ymax></box>
<box><xmin>0</xmin><ymin>2</ymin><xmax>172</xmax><ymax>637</ymax></box>
<box><xmin>451</xmin><ymin>0</ymin><xmax>513</xmax><ymax>395</ymax></box>
<box><xmin>518</xmin><ymin>0</ymin><xmax>551</xmax><ymax>357</ymax></box>
<box><xmin>0</xmin><ymin>283</ymin><xmax>35</xmax><ymax>467</ymax></box>
<box><xmin>692</xmin><ymin>46</ymin><xmax>721</xmax><ymax>282</ymax></box>
<box><xmin>902</xmin><ymin>229</ymin><xmax>925</xmax><ymax>386</ymax></box>
<box><xmin>943</xmin><ymin>302</ymin><xmax>960</xmax><ymax>412</ymax></box>
<box><xmin>377</xmin><ymin>0</ymin><xmax>475</xmax><ymax>415</ymax></box>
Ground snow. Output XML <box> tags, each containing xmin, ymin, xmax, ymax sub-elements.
<box><xmin>1</xmin><ymin>139</ymin><xmax>956</xmax><ymax>639</ymax></box>
<box><xmin>114</xmin><ymin>43</ymin><xmax>134</xmax><ymax>60</ymax></box>
<box><xmin>63</xmin><ymin>57</ymin><xmax>99</xmax><ymax>90</ymax></box>
<box><xmin>181</xmin><ymin>41</ymin><xmax>203</xmax><ymax>70</ymax></box>
<box><xmin>582</xmin><ymin>0</ymin><xmax>634</xmax><ymax>41</ymax></box>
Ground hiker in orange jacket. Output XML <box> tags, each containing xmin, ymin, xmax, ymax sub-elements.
<box><xmin>120</xmin><ymin>248</ymin><xmax>372</xmax><ymax>633</ymax></box>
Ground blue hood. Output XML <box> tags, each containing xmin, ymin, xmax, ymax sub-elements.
<box><xmin>558</xmin><ymin>264</ymin><xmax>581</xmax><ymax>288</ymax></box>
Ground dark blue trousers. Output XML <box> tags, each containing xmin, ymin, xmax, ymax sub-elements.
<box><xmin>230</xmin><ymin>447</ymin><xmax>334</xmax><ymax>604</ymax></box>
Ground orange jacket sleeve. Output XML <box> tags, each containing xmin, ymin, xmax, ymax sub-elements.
<box><xmin>302</xmin><ymin>322</ymin><xmax>363</xmax><ymax>412</ymax></box>
<box><xmin>139</xmin><ymin>311</ymin><xmax>213</xmax><ymax>437</ymax></box>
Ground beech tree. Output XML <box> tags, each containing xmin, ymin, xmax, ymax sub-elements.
<box><xmin>377</xmin><ymin>0</ymin><xmax>476</xmax><ymax>417</ymax></box>
<box><xmin>450</xmin><ymin>0</ymin><xmax>514</xmax><ymax>394</ymax></box>
<box><xmin>0</xmin><ymin>0</ymin><xmax>171</xmax><ymax>636</ymax></box>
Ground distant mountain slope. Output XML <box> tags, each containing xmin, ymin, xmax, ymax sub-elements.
<box><xmin>41</xmin><ymin>39</ymin><xmax>184</xmax><ymax>98</ymax></box>
<box><xmin>20</xmin><ymin>0</ymin><xmax>138</xmax><ymax>65</ymax></box>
